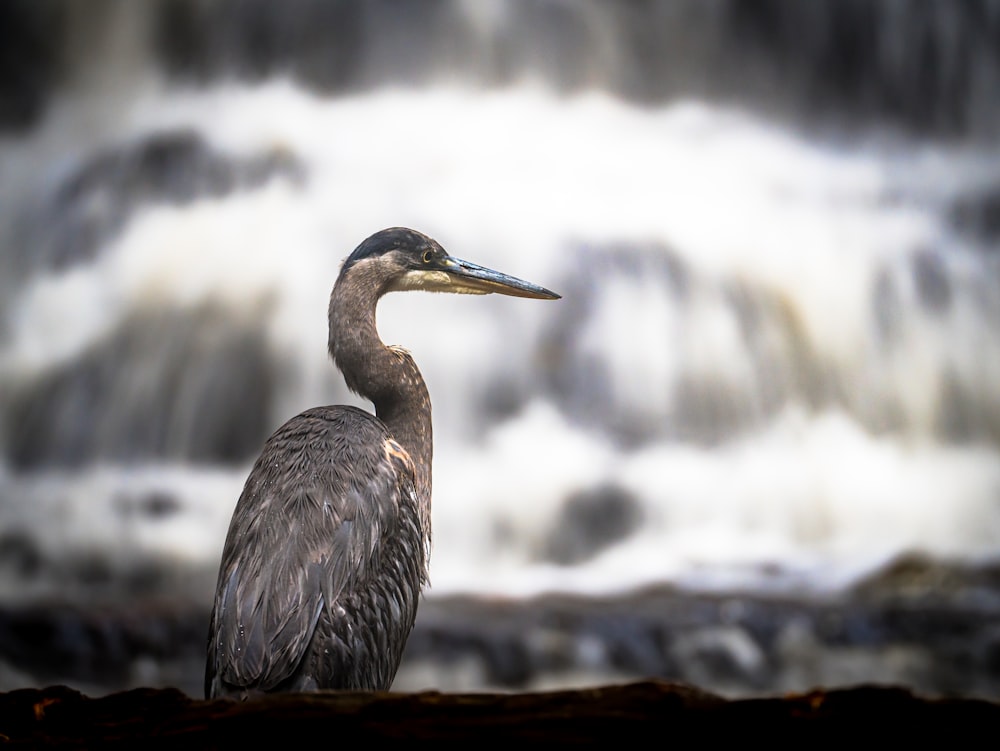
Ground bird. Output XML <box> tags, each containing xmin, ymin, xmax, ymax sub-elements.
<box><xmin>205</xmin><ymin>227</ymin><xmax>559</xmax><ymax>699</ymax></box>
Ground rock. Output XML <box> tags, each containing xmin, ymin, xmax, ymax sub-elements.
<box><xmin>0</xmin><ymin>680</ymin><xmax>996</xmax><ymax>745</ymax></box>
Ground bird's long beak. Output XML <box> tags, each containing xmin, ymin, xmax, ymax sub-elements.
<box><xmin>433</xmin><ymin>256</ymin><xmax>561</xmax><ymax>299</ymax></box>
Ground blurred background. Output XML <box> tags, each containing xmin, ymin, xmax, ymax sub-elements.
<box><xmin>1</xmin><ymin>0</ymin><xmax>999</xmax><ymax>700</ymax></box>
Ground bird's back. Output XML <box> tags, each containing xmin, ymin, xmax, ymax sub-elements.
<box><xmin>205</xmin><ymin>405</ymin><xmax>428</xmax><ymax>699</ymax></box>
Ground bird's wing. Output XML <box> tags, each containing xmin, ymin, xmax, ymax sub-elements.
<box><xmin>207</xmin><ymin>408</ymin><xmax>419</xmax><ymax>693</ymax></box>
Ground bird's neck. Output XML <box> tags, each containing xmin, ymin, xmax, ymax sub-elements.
<box><xmin>328</xmin><ymin>281</ymin><xmax>433</xmax><ymax>501</ymax></box>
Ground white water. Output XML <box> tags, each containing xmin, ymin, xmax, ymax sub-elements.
<box><xmin>2</xmin><ymin>79</ymin><xmax>999</xmax><ymax>604</ymax></box>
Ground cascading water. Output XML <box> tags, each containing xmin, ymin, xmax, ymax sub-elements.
<box><xmin>1</xmin><ymin>0</ymin><xmax>999</xmax><ymax>698</ymax></box>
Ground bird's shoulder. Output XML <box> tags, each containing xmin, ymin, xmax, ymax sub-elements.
<box><xmin>271</xmin><ymin>404</ymin><xmax>393</xmax><ymax>447</ymax></box>
<box><xmin>248</xmin><ymin>404</ymin><xmax>411</xmax><ymax>477</ymax></box>
<box><xmin>235</xmin><ymin>403</ymin><xmax>418</xmax><ymax>534</ymax></box>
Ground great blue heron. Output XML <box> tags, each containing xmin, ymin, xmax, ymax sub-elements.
<box><xmin>205</xmin><ymin>227</ymin><xmax>559</xmax><ymax>699</ymax></box>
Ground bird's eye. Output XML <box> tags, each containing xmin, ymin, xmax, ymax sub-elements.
<box><xmin>422</xmin><ymin>250</ymin><xmax>434</xmax><ymax>263</ymax></box>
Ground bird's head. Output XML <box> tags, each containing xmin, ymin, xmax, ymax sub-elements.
<box><xmin>338</xmin><ymin>227</ymin><xmax>560</xmax><ymax>300</ymax></box>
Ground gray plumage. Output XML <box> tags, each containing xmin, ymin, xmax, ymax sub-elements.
<box><xmin>205</xmin><ymin>227</ymin><xmax>558</xmax><ymax>699</ymax></box>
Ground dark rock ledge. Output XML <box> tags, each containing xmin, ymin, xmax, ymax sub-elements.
<box><xmin>0</xmin><ymin>680</ymin><xmax>997</xmax><ymax>746</ymax></box>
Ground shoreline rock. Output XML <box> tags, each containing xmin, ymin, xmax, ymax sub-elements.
<box><xmin>1</xmin><ymin>680</ymin><xmax>997</xmax><ymax>745</ymax></box>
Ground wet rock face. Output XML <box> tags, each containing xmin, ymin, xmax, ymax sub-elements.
<box><xmin>13</xmin><ymin>130</ymin><xmax>304</xmax><ymax>277</ymax></box>
<box><xmin>950</xmin><ymin>183</ymin><xmax>1000</xmax><ymax>246</ymax></box>
<box><xmin>4</xmin><ymin>307</ymin><xmax>276</xmax><ymax>469</ymax></box>
<box><xmin>0</xmin><ymin>0</ymin><xmax>66</xmax><ymax>132</ymax></box>
<box><xmin>0</xmin><ymin>127</ymin><xmax>303</xmax><ymax>471</ymax></box>
<box><xmin>154</xmin><ymin>0</ymin><xmax>1000</xmax><ymax>139</ymax></box>
<box><xmin>9</xmin><ymin>1</ymin><xmax>999</xmax><ymax>139</ymax></box>
<box><xmin>723</xmin><ymin>0</ymin><xmax>1000</xmax><ymax>137</ymax></box>
<box><xmin>541</xmin><ymin>484</ymin><xmax>643</xmax><ymax>566</ymax></box>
